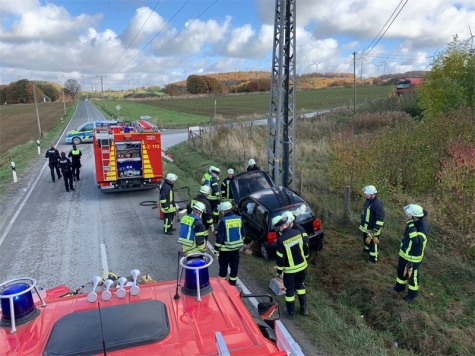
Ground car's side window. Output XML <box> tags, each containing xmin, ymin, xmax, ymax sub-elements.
<box><xmin>256</xmin><ymin>206</ymin><xmax>266</xmax><ymax>227</ymax></box>
<box><xmin>242</xmin><ymin>198</ymin><xmax>255</xmax><ymax>215</ymax></box>
<box><xmin>81</xmin><ymin>124</ymin><xmax>94</xmax><ymax>132</ymax></box>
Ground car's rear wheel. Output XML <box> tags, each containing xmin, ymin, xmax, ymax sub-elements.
<box><xmin>72</xmin><ymin>137</ymin><xmax>82</xmax><ymax>145</ymax></box>
<box><xmin>260</xmin><ymin>243</ymin><xmax>270</xmax><ymax>260</ymax></box>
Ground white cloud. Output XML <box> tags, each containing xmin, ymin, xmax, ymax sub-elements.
<box><xmin>120</xmin><ymin>7</ymin><xmax>167</xmax><ymax>46</ymax></box>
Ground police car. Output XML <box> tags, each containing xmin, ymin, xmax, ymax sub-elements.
<box><xmin>65</xmin><ymin>121</ymin><xmax>120</xmax><ymax>145</ymax></box>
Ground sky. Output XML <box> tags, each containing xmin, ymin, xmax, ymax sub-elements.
<box><xmin>0</xmin><ymin>0</ymin><xmax>474</xmax><ymax>90</ymax></box>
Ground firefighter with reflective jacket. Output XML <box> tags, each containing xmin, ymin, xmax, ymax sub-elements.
<box><xmin>207</xmin><ymin>167</ymin><xmax>221</xmax><ymax>223</ymax></box>
<box><xmin>58</xmin><ymin>151</ymin><xmax>74</xmax><ymax>192</ymax></box>
<box><xmin>45</xmin><ymin>144</ymin><xmax>61</xmax><ymax>182</ymax></box>
<box><xmin>393</xmin><ymin>204</ymin><xmax>429</xmax><ymax>303</ymax></box>
<box><xmin>214</xmin><ymin>201</ymin><xmax>244</xmax><ymax>286</ymax></box>
<box><xmin>178</xmin><ymin>202</ymin><xmax>207</xmax><ymax>255</ymax></box>
<box><xmin>273</xmin><ymin>215</ymin><xmax>308</xmax><ymax>320</ymax></box>
<box><xmin>247</xmin><ymin>158</ymin><xmax>260</xmax><ymax>171</ymax></box>
<box><xmin>159</xmin><ymin>173</ymin><xmax>177</xmax><ymax>235</ymax></box>
<box><xmin>359</xmin><ymin>185</ymin><xmax>385</xmax><ymax>263</ymax></box>
<box><xmin>68</xmin><ymin>144</ymin><xmax>82</xmax><ymax>181</ymax></box>
<box><xmin>187</xmin><ymin>186</ymin><xmax>214</xmax><ymax>243</ymax></box>
<box><xmin>221</xmin><ymin>168</ymin><xmax>235</xmax><ymax>202</ymax></box>
<box><xmin>282</xmin><ymin>211</ymin><xmax>309</xmax><ymax>258</ymax></box>
<box><xmin>201</xmin><ymin>166</ymin><xmax>216</xmax><ymax>186</ymax></box>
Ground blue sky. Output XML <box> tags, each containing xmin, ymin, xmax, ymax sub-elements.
<box><xmin>0</xmin><ymin>0</ymin><xmax>474</xmax><ymax>90</ymax></box>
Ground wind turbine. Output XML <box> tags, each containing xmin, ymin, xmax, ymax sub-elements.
<box><xmin>379</xmin><ymin>56</ymin><xmax>389</xmax><ymax>77</ymax></box>
<box><xmin>17</xmin><ymin>69</ymin><xmax>21</xmax><ymax>81</ymax></box>
<box><xmin>374</xmin><ymin>63</ymin><xmax>383</xmax><ymax>78</ymax></box>
<box><xmin>469</xmin><ymin>26</ymin><xmax>474</xmax><ymax>50</ymax></box>
<box><xmin>305</xmin><ymin>56</ymin><xmax>322</xmax><ymax>73</ymax></box>
<box><xmin>358</xmin><ymin>51</ymin><xmax>368</xmax><ymax>80</ymax></box>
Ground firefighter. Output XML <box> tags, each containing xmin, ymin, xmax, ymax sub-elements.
<box><xmin>45</xmin><ymin>144</ymin><xmax>61</xmax><ymax>182</ymax></box>
<box><xmin>282</xmin><ymin>211</ymin><xmax>310</xmax><ymax>258</ymax></box>
<box><xmin>359</xmin><ymin>185</ymin><xmax>385</xmax><ymax>263</ymax></box>
<box><xmin>393</xmin><ymin>204</ymin><xmax>429</xmax><ymax>303</ymax></box>
<box><xmin>214</xmin><ymin>201</ymin><xmax>244</xmax><ymax>286</ymax></box>
<box><xmin>246</xmin><ymin>158</ymin><xmax>260</xmax><ymax>171</ymax></box>
<box><xmin>159</xmin><ymin>173</ymin><xmax>177</xmax><ymax>235</ymax></box>
<box><xmin>187</xmin><ymin>185</ymin><xmax>213</xmax><ymax>243</ymax></box>
<box><xmin>273</xmin><ymin>215</ymin><xmax>308</xmax><ymax>319</ymax></box>
<box><xmin>201</xmin><ymin>166</ymin><xmax>215</xmax><ymax>186</ymax></box>
<box><xmin>207</xmin><ymin>167</ymin><xmax>221</xmax><ymax>224</ymax></box>
<box><xmin>220</xmin><ymin>168</ymin><xmax>235</xmax><ymax>202</ymax></box>
<box><xmin>58</xmin><ymin>151</ymin><xmax>74</xmax><ymax>192</ymax></box>
<box><xmin>68</xmin><ymin>144</ymin><xmax>82</xmax><ymax>181</ymax></box>
<box><xmin>178</xmin><ymin>202</ymin><xmax>207</xmax><ymax>255</ymax></box>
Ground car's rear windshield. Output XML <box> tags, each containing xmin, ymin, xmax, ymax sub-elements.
<box><xmin>271</xmin><ymin>203</ymin><xmax>313</xmax><ymax>224</ymax></box>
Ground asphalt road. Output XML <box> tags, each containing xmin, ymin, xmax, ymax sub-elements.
<box><xmin>0</xmin><ymin>101</ymin><xmax>218</xmax><ymax>290</ymax></box>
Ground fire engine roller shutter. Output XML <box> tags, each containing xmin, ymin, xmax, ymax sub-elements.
<box><xmin>43</xmin><ymin>300</ymin><xmax>170</xmax><ymax>356</ymax></box>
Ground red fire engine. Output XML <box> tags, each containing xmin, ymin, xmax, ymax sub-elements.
<box><xmin>93</xmin><ymin>120</ymin><xmax>163</xmax><ymax>192</ymax></box>
<box><xmin>0</xmin><ymin>253</ymin><xmax>304</xmax><ymax>355</ymax></box>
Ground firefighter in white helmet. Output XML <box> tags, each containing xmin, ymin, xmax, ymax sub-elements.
<box><xmin>392</xmin><ymin>204</ymin><xmax>429</xmax><ymax>303</ymax></box>
<box><xmin>247</xmin><ymin>158</ymin><xmax>260</xmax><ymax>171</ymax></box>
<box><xmin>359</xmin><ymin>185</ymin><xmax>385</xmax><ymax>263</ymax></box>
<box><xmin>177</xmin><ymin>201</ymin><xmax>207</xmax><ymax>255</ymax></box>
<box><xmin>187</xmin><ymin>185</ymin><xmax>213</xmax><ymax>243</ymax></box>
<box><xmin>221</xmin><ymin>168</ymin><xmax>235</xmax><ymax>202</ymax></box>
<box><xmin>214</xmin><ymin>201</ymin><xmax>244</xmax><ymax>286</ymax></box>
<box><xmin>159</xmin><ymin>173</ymin><xmax>178</xmax><ymax>235</ymax></box>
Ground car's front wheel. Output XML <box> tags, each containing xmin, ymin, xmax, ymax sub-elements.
<box><xmin>260</xmin><ymin>243</ymin><xmax>271</xmax><ymax>260</ymax></box>
<box><xmin>72</xmin><ymin>137</ymin><xmax>82</xmax><ymax>145</ymax></box>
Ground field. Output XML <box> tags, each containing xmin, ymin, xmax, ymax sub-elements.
<box><xmin>90</xmin><ymin>99</ymin><xmax>209</xmax><ymax>128</ymax></box>
<box><xmin>131</xmin><ymin>86</ymin><xmax>391</xmax><ymax>118</ymax></box>
<box><xmin>0</xmin><ymin>102</ymin><xmax>71</xmax><ymax>155</ymax></box>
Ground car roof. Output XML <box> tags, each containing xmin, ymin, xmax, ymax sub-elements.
<box><xmin>245</xmin><ymin>186</ymin><xmax>305</xmax><ymax>211</ymax></box>
<box><xmin>231</xmin><ymin>170</ymin><xmax>276</xmax><ymax>203</ymax></box>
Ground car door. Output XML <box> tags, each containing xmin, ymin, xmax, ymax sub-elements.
<box><xmin>239</xmin><ymin>198</ymin><xmax>259</xmax><ymax>241</ymax></box>
<box><xmin>80</xmin><ymin>123</ymin><xmax>94</xmax><ymax>142</ymax></box>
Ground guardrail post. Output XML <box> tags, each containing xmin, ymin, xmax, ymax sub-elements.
<box><xmin>37</xmin><ymin>140</ymin><xmax>41</xmax><ymax>155</ymax></box>
<box><xmin>11</xmin><ymin>162</ymin><xmax>17</xmax><ymax>183</ymax></box>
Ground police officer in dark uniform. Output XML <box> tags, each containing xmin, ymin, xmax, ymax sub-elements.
<box><xmin>68</xmin><ymin>144</ymin><xmax>82</xmax><ymax>181</ymax></box>
<box><xmin>58</xmin><ymin>151</ymin><xmax>74</xmax><ymax>192</ymax></box>
<box><xmin>178</xmin><ymin>202</ymin><xmax>207</xmax><ymax>255</ymax></box>
<box><xmin>159</xmin><ymin>173</ymin><xmax>177</xmax><ymax>235</ymax></box>
<box><xmin>393</xmin><ymin>204</ymin><xmax>429</xmax><ymax>303</ymax></box>
<box><xmin>359</xmin><ymin>185</ymin><xmax>385</xmax><ymax>263</ymax></box>
<box><xmin>273</xmin><ymin>215</ymin><xmax>309</xmax><ymax>319</ymax></box>
<box><xmin>214</xmin><ymin>201</ymin><xmax>244</xmax><ymax>286</ymax></box>
<box><xmin>187</xmin><ymin>185</ymin><xmax>213</xmax><ymax>243</ymax></box>
<box><xmin>45</xmin><ymin>144</ymin><xmax>61</xmax><ymax>182</ymax></box>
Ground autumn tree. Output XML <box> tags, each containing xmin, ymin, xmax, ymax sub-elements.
<box><xmin>164</xmin><ymin>83</ymin><xmax>178</xmax><ymax>95</ymax></box>
<box><xmin>147</xmin><ymin>85</ymin><xmax>161</xmax><ymax>92</ymax></box>
<box><xmin>418</xmin><ymin>35</ymin><xmax>475</xmax><ymax>119</ymax></box>
<box><xmin>63</xmin><ymin>79</ymin><xmax>82</xmax><ymax>101</ymax></box>
<box><xmin>39</xmin><ymin>83</ymin><xmax>59</xmax><ymax>101</ymax></box>
<box><xmin>202</xmin><ymin>76</ymin><xmax>225</xmax><ymax>94</ymax></box>
<box><xmin>247</xmin><ymin>81</ymin><xmax>260</xmax><ymax>92</ymax></box>
<box><xmin>186</xmin><ymin>75</ymin><xmax>207</xmax><ymax>94</ymax></box>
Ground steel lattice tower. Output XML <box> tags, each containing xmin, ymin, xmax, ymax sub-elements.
<box><xmin>266</xmin><ymin>0</ymin><xmax>296</xmax><ymax>189</ymax></box>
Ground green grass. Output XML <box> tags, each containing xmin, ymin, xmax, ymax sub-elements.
<box><xmin>0</xmin><ymin>104</ymin><xmax>75</xmax><ymax>199</ymax></box>
<box><xmin>90</xmin><ymin>99</ymin><xmax>210</xmax><ymax>129</ymax></box>
<box><xmin>165</xmin><ymin>117</ymin><xmax>475</xmax><ymax>356</ymax></box>
<box><xmin>136</xmin><ymin>86</ymin><xmax>391</xmax><ymax>119</ymax></box>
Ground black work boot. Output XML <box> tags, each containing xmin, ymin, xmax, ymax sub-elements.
<box><xmin>298</xmin><ymin>295</ymin><xmax>308</xmax><ymax>315</ymax></box>
<box><xmin>301</xmin><ymin>304</ymin><xmax>308</xmax><ymax>315</ymax></box>
<box><xmin>283</xmin><ymin>308</ymin><xmax>295</xmax><ymax>320</ymax></box>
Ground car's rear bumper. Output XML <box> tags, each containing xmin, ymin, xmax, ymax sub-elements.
<box><xmin>263</xmin><ymin>229</ymin><xmax>324</xmax><ymax>253</ymax></box>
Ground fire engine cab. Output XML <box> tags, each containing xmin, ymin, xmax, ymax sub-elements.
<box><xmin>93</xmin><ymin>120</ymin><xmax>163</xmax><ymax>192</ymax></box>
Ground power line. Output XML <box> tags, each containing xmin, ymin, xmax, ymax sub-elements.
<box><xmin>365</xmin><ymin>0</ymin><xmax>409</xmax><ymax>57</ymax></box>
<box><xmin>107</xmin><ymin>1</ymin><xmax>162</xmax><ymax>74</ymax></box>
<box><xmin>123</xmin><ymin>0</ymin><xmax>218</xmax><ymax>74</ymax></box>
<box><xmin>116</xmin><ymin>0</ymin><xmax>191</xmax><ymax>74</ymax></box>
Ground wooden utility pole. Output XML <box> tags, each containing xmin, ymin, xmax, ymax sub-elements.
<box><xmin>32</xmin><ymin>84</ymin><xmax>42</xmax><ymax>137</ymax></box>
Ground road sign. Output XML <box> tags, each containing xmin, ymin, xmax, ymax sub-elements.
<box><xmin>116</xmin><ymin>105</ymin><xmax>121</xmax><ymax>110</ymax></box>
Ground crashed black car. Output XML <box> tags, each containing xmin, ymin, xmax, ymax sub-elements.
<box><xmin>230</xmin><ymin>170</ymin><xmax>324</xmax><ymax>260</ymax></box>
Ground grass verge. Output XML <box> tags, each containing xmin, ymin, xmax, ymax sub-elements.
<box><xmin>165</xmin><ymin>119</ymin><xmax>475</xmax><ymax>356</ymax></box>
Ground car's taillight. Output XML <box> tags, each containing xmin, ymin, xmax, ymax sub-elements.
<box><xmin>267</xmin><ymin>231</ymin><xmax>277</xmax><ymax>244</ymax></box>
<box><xmin>313</xmin><ymin>219</ymin><xmax>321</xmax><ymax>231</ymax></box>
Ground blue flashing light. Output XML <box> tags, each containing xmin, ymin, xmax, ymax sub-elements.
<box><xmin>184</xmin><ymin>258</ymin><xmax>210</xmax><ymax>291</ymax></box>
<box><xmin>1</xmin><ymin>283</ymin><xmax>36</xmax><ymax>322</ymax></box>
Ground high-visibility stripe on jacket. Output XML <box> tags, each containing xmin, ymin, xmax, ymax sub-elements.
<box><xmin>208</xmin><ymin>175</ymin><xmax>221</xmax><ymax>201</ymax></box>
<box><xmin>215</xmin><ymin>212</ymin><xmax>244</xmax><ymax>252</ymax></box>
<box><xmin>276</xmin><ymin>227</ymin><xmax>308</xmax><ymax>274</ymax></box>
<box><xmin>359</xmin><ymin>196</ymin><xmax>385</xmax><ymax>235</ymax></box>
<box><xmin>201</xmin><ymin>172</ymin><xmax>212</xmax><ymax>187</ymax></box>
<box><xmin>159</xmin><ymin>180</ymin><xmax>176</xmax><ymax>213</ymax></box>
<box><xmin>399</xmin><ymin>218</ymin><xmax>429</xmax><ymax>263</ymax></box>
<box><xmin>220</xmin><ymin>177</ymin><xmax>234</xmax><ymax>200</ymax></box>
<box><xmin>178</xmin><ymin>214</ymin><xmax>206</xmax><ymax>254</ymax></box>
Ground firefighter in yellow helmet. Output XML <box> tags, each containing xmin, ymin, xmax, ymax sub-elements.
<box><xmin>359</xmin><ymin>185</ymin><xmax>385</xmax><ymax>263</ymax></box>
<box><xmin>177</xmin><ymin>201</ymin><xmax>207</xmax><ymax>255</ymax></box>
<box><xmin>273</xmin><ymin>215</ymin><xmax>309</xmax><ymax>320</ymax></box>
<box><xmin>392</xmin><ymin>204</ymin><xmax>429</xmax><ymax>303</ymax></box>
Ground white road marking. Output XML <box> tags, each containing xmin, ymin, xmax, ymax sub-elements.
<box><xmin>100</xmin><ymin>243</ymin><xmax>110</xmax><ymax>275</ymax></box>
